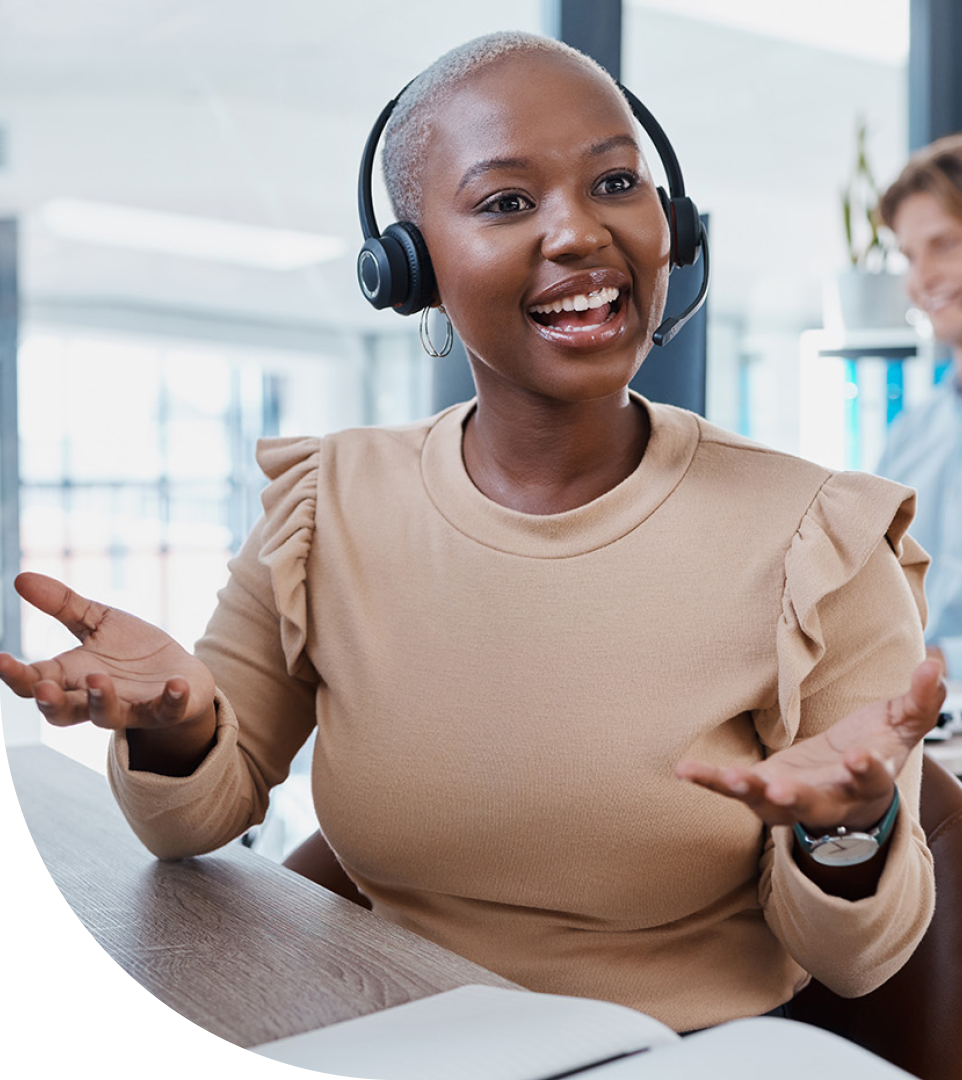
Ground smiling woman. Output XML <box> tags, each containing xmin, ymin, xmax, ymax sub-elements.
<box><xmin>380</xmin><ymin>40</ymin><xmax>672</xmax><ymax>514</ymax></box>
<box><xmin>0</xmin><ymin>29</ymin><xmax>944</xmax><ymax>1040</ymax></box>
<box><xmin>398</xmin><ymin>44</ymin><xmax>667</xmax><ymax>380</ymax></box>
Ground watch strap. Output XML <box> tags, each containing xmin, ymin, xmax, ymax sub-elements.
<box><xmin>793</xmin><ymin>786</ymin><xmax>900</xmax><ymax>861</ymax></box>
<box><xmin>870</xmin><ymin>785</ymin><xmax>901</xmax><ymax>847</ymax></box>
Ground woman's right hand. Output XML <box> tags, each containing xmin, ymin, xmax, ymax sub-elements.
<box><xmin>0</xmin><ymin>572</ymin><xmax>217</xmax><ymax>774</ymax></box>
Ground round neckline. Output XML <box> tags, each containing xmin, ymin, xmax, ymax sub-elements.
<box><xmin>420</xmin><ymin>393</ymin><xmax>701</xmax><ymax>558</ymax></box>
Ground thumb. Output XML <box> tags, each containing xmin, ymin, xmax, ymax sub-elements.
<box><xmin>894</xmin><ymin>659</ymin><xmax>946</xmax><ymax>733</ymax></box>
<box><xmin>14</xmin><ymin>572</ymin><xmax>111</xmax><ymax>644</ymax></box>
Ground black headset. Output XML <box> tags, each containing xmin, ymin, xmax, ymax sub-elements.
<box><xmin>357</xmin><ymin>80</ymin><xmax>710</xmax><ymax>347</ymax></box>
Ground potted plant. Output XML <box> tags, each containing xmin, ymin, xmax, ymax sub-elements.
<box><xmin>824</xmin><ymin>117</ymin><xmax>908</xmax><ymax>332</ymax></box>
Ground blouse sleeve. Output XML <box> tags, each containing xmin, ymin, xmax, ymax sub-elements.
<box><xmin>107</xmin><ymin>437</ymin><xmax>322</xmax><ymax>859</ymax></box>
<box><xmin>754</xmin><ymin>471</ymin><xmax>935</xmax><ymax>997</ymax></box>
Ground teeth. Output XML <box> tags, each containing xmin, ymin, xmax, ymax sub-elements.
<box><xmin>530</xmin><ymin>286</ymin><xmax>619</xmax><ymax>315</ymax></box>
<box><xmin>922</xmin><ymin>293</ymin><xmax>958</xmax><ymax>311</ymax></box>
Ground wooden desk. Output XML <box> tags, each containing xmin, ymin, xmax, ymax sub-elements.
<box><xmin>7</xmin><ymin>744</ymin><xmax>516</xmax><ymax>1049</ymax></box>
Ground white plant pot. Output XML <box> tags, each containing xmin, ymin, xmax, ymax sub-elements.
<box><xmin>823</xmin><ymin>270</ymin><xmax>910</xmax><ymax>332</ymax></box>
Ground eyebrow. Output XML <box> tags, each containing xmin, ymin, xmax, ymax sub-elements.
<box><xmin>456</xmin><ymin>157</ymin><xmax>531</xmax><ymax>194</ymax></box>
<box><xmin>455</xmin><ymin>135</ymin><xmax>642</xmax><ymax>193</ymax></box>
<box><xmin>589</xmin><ymin>134</ymin><xmax>641</xmax><ymax>158</ymax></box>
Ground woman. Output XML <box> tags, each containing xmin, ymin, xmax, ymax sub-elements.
<box><xmin>0</xmin><ymin>32</ymin><xmax>942</xmax><ymax>1033</ymax></box>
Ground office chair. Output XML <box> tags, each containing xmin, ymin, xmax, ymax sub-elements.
<box><xmin>790</xmin><ymin>752</ymin><xmax>962</xmax><ymax>1080</ymax></box>
<box><xmin>284</xmin><ymin>754</ymin><xmax>962</xmax><ymax>1080</ymax></box>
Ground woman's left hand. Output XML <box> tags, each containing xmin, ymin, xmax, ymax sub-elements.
<box><xmin>676</xmin><ymin>660</ymin><xmax>945</xmax><ymax>831</ymax></box>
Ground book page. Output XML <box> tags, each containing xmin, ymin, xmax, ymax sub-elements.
<box><xmin>576</xmin><ymin>1016</ymin><xmax>913</xmax><ymax>1078</ymax></box>
<box><xmin>253</xmin><ymin>984</ymin><xmax>678</xmax><ymax>1080</ymax></box>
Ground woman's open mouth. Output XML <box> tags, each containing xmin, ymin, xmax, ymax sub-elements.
<box><xmin>526</xmin><ymin>284</ymin><xmax>629</xmax><ymax>350</ymax></box>
<box><xmin>529</xmin><ymin>286</ymin><xmax>622</xmax><ymax>332</ymax></box>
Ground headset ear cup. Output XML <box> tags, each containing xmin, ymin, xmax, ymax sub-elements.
<box><xmin>357</xmin><ymin>233</ymin><xmax>409</xmax><ymax>310</ymax></box>
<box><xmin>384</xmin><ymin>222</ymin><xmax>436</xmax><ymax>315</ymax></box>
<box><xmin>668</xmin><ymin>196</ymin><xmax>701</xmax><ymax>269</ymax></box>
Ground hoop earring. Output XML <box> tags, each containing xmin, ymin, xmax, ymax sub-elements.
<box><xmin>419</xmin><ymin>304</ymin><xmax>454</xmax><ymax>358</ymax></box>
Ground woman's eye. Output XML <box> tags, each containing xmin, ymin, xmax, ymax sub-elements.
<box><xmin>480</xmin><ymin>192</ymin><xmax>533</xmax><ymax>215</ymax></box>
<box><xmin>596</xmin><ymin>172</ymin><xmax>638</xmax><ymax>195</ymax></box>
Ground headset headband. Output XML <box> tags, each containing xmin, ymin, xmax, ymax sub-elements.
<box><xmin>356</xmin><ymin>75</ymin><xmax>709</xmax><ymax>345</ymax></box>
<box><xmin>358</xmin><ymin>87</ymin><xmax>410</xmax><ymax>243</ymax></box>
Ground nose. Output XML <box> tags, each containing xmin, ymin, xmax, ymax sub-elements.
<box><xmin>539</xmin><ymin>195</ymin><xmax>612</xmax><ymax>261</ymax></box>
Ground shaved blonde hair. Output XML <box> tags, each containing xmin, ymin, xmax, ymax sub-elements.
<box><xmin>381</xmin><ymin>31</ymin><xmax>614</xmax><ymax>224</ymax></box>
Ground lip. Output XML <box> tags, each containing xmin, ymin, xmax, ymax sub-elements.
<box><xmin>920</xmin><ymin>290</ymin><xmax>962</xmax><ymax>313</ymax></box>
<box><xmin>526</xmin><ymin>268</ymin><xmax>631</xmax><ymax>309</ymax></box>
<box><xmin>525</xmin><ymin>268</ymin><xmax>632</xmax><ymax>351</ymax></box>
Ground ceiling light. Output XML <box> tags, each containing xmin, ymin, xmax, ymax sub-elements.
<box><xmin>626</xmin><ymin>0</ymin><xmax>908</xmax><ymax>63</ymax></box>
<box><xmin>36</xmin><ymin>198</ymin><xmax>346</xmax><ymax>270</ymax></box>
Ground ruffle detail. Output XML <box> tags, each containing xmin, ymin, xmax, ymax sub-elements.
<box><xmin>255</xmin><ymin>436</ymin><xmax>322</xmax><ymax>679</ymax></box>
<box><xmin>754</xmin><ymin>471</ymin><xmax>928</xmax><ymax>749</ymax></box>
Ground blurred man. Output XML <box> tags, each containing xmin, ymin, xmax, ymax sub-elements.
<box><xmin>876</xmin><ymin>134</ymin><xmax>962</xmax><ymax>677</ymax></box>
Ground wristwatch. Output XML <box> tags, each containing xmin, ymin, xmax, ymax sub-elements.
<box><xmin>793</xmin><ymin>788</ymin><xmax>900</xmax><ymax>867</ymax></box>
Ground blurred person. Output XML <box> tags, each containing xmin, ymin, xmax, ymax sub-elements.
<box><xmin>877</xmin><ymin>134</ymin><xmax>962</xmax><ymax>678</ymax></box>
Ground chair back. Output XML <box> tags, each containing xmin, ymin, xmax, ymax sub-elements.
<box><xmin>790</xmin><ymin>753</ymin><xmax>962</xmax><ymax>1080</ymax></box>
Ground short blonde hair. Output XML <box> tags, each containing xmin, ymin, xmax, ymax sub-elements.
<box><xmin>381</xmin><ymin>31</ymin><xmax>613</xmax><ymax>224</ymax></box>
<box><xmin>880</xmin><ymin>133</ymin><xmax>962</xmax><ymax>228</ymax></box>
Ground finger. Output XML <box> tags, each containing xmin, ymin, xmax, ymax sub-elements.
<box><xmin>842</xmin><ymin>747</ymin><xmax>894</xmax><ymax>788</ymax></box>
<box><xmin>33</xmin><ymin>679</ymin><xmax>93</xmax><ymax>728</ymax></box>
<box><xmin>83</xmin><ymin>673</ymin><xmax>192</xmax><ymax>730</ymax></box>
<box><xmin>774</xmin><ymin>754</ymin><xmax>895</xmax><ymax>830</ymax></box>
<box><xmin>14</xmin><ymin>572</ymin><xmax>112</xmax><ymax>644</ymax></box>
<box><xmin>676</xmin><ymin>759</ymin><xmax>717</xmax><ymax>786</ymax></box>
<box><xmin>892</xmin><ymin>660</ymin><xmax>947</xmax><ymax>733</ymax></box>
<box><xmin>0</xmin><ymin>652</ymin><xmax>42</xmax><ymax>697</ymax></box>
<box><xmin>677</xmin><ymin>761</ymin><xmax>765</xmax><ymax>801</ymax></box>
<box><xmin>678</xmin><ymin>761</ymin><xmax>803</xmax><ymax>824</ymax></box>
<box><xmin>925</xmin><ymin>645</ymin><xmax>947</xmax><ymax>674</ymax></box>
<box><xmin>762</xmin><ymin>776</ymin><xmax>800</xmax><ymax>807</ymax></box>
<box><xmin>133</xmin><ymin>678</ymin><xmax>191</xmax><ymax>728</ymax></box>
<box><xmin>836</xmin><ymin>750</ymin><xmax>897</xmax><ymax>825</ymax></box>
<box><xmin>85</xmin><ymin>673</ymin><xmax>126</xmax><ymax>730</ymax></box>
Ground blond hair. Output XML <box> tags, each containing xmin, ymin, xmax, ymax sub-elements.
<box><xmin>381</xmin><ymin>31</ymin><xmax>614</xmax><ymax>224</ymax></box>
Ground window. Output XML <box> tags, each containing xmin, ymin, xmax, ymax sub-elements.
<box><xmin>15</xmin><ymin>322</ymin><xmax>431</xmax><ymax>771</ymax></box>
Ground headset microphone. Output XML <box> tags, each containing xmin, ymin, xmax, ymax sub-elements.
<box><xmin>651</xmin><ymin>220</ymin><xmax>710</xmax><ymax>346</ymax></box>
<box><xmin>615</xmin><ymin>84</ymin><xmax>710</xmax><ymax>347</ymax></box>
<box><xmin>357</xmin><ymin>80</ymin><xmax>710</xmax><ymax>346</ymax></box>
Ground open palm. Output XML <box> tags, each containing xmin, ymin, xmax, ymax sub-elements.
<box><xmin>677</xmin><ymin>661</ymin><xmax>945</xmax><ymax>831</ymax></box>
<box><xmin>0</xmin><ymin>572</ymin><xmax>214</xmax><ymax>731</ymax></box>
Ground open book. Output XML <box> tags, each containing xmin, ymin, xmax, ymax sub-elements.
<box><xmin>0</xmin><ymin>984</ymin><xmax>911</xmax><ymax>1075</ymax></box>
<box><xmin>253</xmin><ymin>984</ymin><xmax>912</xmax><ymax>1079</ymax></box>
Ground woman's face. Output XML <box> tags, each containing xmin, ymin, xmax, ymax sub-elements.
<box><xmin>893</xmin><ymin>190</ymin><xmax>962</xmax><ymax>349</ymax></box>
<box><xmin>416</xmin><ymin>51</ymin><xmax>671</xmax><ymax>405</ymax></box>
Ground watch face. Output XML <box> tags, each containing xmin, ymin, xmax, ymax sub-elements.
<box><xmin>810</xmin><ymin>833</ymin><xmax>879</xmax><ymax>867</ymax></box>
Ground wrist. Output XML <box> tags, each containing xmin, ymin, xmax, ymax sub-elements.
<box><xmin>793</xmin><ymin>787</ymin><xmax>900</xmax><ymax>867</ymax></box>
<box><xmin>127</xmin><ymin>702</ymin><xmax>218</xmax><ymax>776</ymax></box>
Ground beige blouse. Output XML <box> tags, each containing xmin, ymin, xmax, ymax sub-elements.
<box><xmin>109</xmin><ymin>397</ymin><xmax>934</xmax><ymax>1032</ymax></box>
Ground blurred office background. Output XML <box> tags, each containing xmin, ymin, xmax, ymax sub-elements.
<box><xmin>2</xmin><ymin>0</ymin><xmax>961</xmax><ymax>855</ymax></box>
